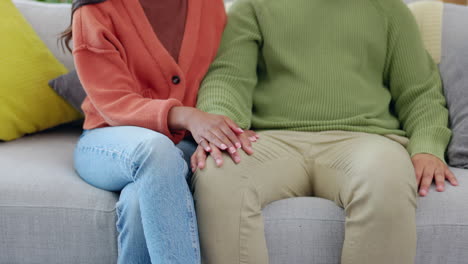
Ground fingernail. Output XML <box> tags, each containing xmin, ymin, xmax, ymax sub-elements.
<box><xmin>437</xmin><ymin>185</ymin><xmax>444</xmax><ymax>191</ymax></box>
<box><xmin>229</xmin><ymin>147</ymin><xmax>237</xmax><ymax>154</ymax></box>
<box><xmin>238</xmin><ymin>128</ymin><xmax>244</xmax><ymax>133</ymax></box>
<box><xmin>235</xmin><ymin>143</ymin><xmax>241</xmax><ymax>149</ymax></box>
<box><xmin>420</xmin><ymin>189</ymin><xmax>427</xmax><ymax>196</ymax></box>
<box><xmin>206</xmin><ymin>147</ymin><xmax>211</xmax><ymax>152</ymax></box>
<box><xmin>220</xmin><ymin>144</ymin><xmax>227</xmax><ymax>150</ymax></box>
<box><xmin>235</xmin><ymin>157</ymin><xmax>241</xmax><ymax>163</ymax></box>
<box><xmin>216</xmin><ymin>159</ymin><xmax>222</xmax><ymax>166</ymax></box>
<box><xmin>198</xmin><ymin>162</ymin><xmax>203</xmax><ymax>167</ymax></box>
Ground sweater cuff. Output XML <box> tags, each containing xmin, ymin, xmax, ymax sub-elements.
<box><xmin>154</xmin><ymin>98</ymin><xmax>184</xmax><ymax>142</ymax></box>
<box><xmin>407</xmin><ymin>128</ymin><xmax>452</xmax><ymax>162</ymax></box>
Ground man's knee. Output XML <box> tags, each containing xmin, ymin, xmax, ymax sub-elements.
<box><xmin>341</xmin><ymin>135</ymin><xmax>417</xmax><ymax>211</ymax></box>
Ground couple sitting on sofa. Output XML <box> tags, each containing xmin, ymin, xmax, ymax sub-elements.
<box><xmin>67</xmin><ymin>0</ymin><xmax>458</xmax><ymax>263</ymax></box>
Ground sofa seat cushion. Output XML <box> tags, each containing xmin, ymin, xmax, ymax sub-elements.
<box><xmin>263</xmin><ymin>167</ymin><xmax>468</xmax><ymax>264</ymax></box>
<box><xmin>0</xmin><ymin>126</ymin><xmax>118</xmax><ymax>264</ymax></box>
<box><xmin>1</xmin><ymin>126</ymin><xmax>467</xmax><ymax>264</ymax></box>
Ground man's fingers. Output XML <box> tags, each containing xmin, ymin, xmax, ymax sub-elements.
<box><xmin>210</xmin><ymin>144</ymin><xmax>224</xmax><ymax>167</ymax></box>
<box><xmin>196</xmin><ymin>147</ymin><xmax>207</xmax><ymax>170</ymax></box>
<box><xmin>191</xmin><ymin>151</ymin><xmax>198</xmax><ymax>172</ymax></box>
<box><xmin>414</xmin><ymin>164</ymin><xmax>424</xmax><ymax>187</ymax></box>
<box><xmin>419</xmin><ymin>167</ymin><xmax>434</xmax><ymax>196</ymax></box>
<box><xmin>445</xmin><ymin>168</ymin><xmax>459</xmax><ymax>186</ymax></box>
<box><xmin>239</xmin><ymin>134</ymin><xmax>254</xmax><ymax>155</ymax></box>
<box><xmin>434</xmin><ymin>168</ymin><xmax>445</xmax><ymax>192</ymax></box>
<box><xmin>244</xmin><ymin>130</ymin><xmax>258</xmax><ymax>142</ymax></box>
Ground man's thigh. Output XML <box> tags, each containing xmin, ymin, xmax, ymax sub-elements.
<box><xmin>192</xmin><ymin>130</ymin><xmax>313</xmax><ymax>207</ymax></box>
<box><xmin>309</xmin><ymin>132</ymin><xmax>416</xmax><ymax>207</ymax></box>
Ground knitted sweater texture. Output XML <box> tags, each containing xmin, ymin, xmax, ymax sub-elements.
<box><xmin>197</xmin><ymin>0</ymin><xmax>451</xmax><ymax>160</ymax></box>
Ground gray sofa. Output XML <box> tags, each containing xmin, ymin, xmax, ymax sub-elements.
<box><xmin>1</xmin><ymin>1</ymin><xmax>467</xmax><ymax>263</ymax></box>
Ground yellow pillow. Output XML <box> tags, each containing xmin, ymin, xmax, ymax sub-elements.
<box><xmin>0</xmin><ymin>0</ymin><xmax>82</xmax><ymax>141</ymax></box>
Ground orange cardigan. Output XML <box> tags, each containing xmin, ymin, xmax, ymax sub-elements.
<box><xmin>73</xmin><ymin>0</ymin><xmax>226</xmax><ymax>143</ymax></box>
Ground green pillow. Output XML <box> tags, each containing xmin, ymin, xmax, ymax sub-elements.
<box><xmin>0</xmin><ymin>0</ymin><xmax>82</xmax><ymax>141</ymax></box>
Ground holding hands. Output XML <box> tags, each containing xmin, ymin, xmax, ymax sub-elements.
<box><xmin>191</xmin><ymin>130</ymin><xmax>258</xmax><ymax>172</ymax></box>
<box><xmin>168</xmin><ymin>107</ymin><xmax>258</xmax><ymax>172</ymax></box>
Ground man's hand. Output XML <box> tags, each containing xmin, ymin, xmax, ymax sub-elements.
<box><xmin>191</xmin><ymin>130</ymin><xmax>259</xmax><ymax>172</ymax></box>
<box><xmin>411</xmin><ymin>153</ymin><xmax>458</xmax><ymax>197</ymax></box>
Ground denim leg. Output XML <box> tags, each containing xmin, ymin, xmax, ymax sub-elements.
<box><xmin>74</xmin><ymin>126</ymin><xmax>200</xmax><ymax>264</ymax></box>
<box><xmin>116</xmin><ymin>182</ymin><xmax>150</xmax><ymax>264</ymax></box>
<box><xmin>176</xmin><ymin>137</ymin><xmax>197</xmax><ymax>179</ymax></box>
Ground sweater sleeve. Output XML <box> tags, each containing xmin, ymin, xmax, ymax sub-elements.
<box><xmin>72</xmin><ymin>7</ymin><xmax>182</xmax><ymax>140</ymax></box>
<box><xmin>383</xmin><ymin>0</ymin><xmax>451</xmax><ymax>162</ymax></box>
<box><xmin>196</xmin><ymin>0</ymin><xmax>262</xmax><ymax>129</ymax></box>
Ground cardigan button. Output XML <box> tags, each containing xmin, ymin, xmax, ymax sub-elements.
<box><xmin>172</xmin><ymin>76</ymin><xmax>181</xmax><ymax>85</ymax></box>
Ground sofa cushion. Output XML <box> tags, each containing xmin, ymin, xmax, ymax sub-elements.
<box><xmin>1</xmin><ymin>125</ymin><xmax>467</xmax><ymax>264</ymax></box>
<box><xmin>49</xmin><ymin>70</ymin><xmax>86</xmax><ymax>113</ymax></box>
<box><xmin>263</xmin><ymin>167</ymin><xmax>468</xmax><ymax>264</ymax></box>
<box><xmin>439</xmin><ymin>4</ymin><xmax>468</xmax><ymax>168</ymax></box>
<box><xmin>408</xmin><ymin>2</ymin><xmax>468</xmax><ymax>168</ymax></box>
<box><xmin>0</xmin><ymin>0</ymin><xmax>82</xmax><ymax>142</ymax></box>
<box><xmin>13</xmin><ymin>0</ymin><xmax>75</xmax><ymax>71</ymax></box>
<box><xmin>0</xmin><ymin>126</ymin><xmax>118</xmax><ymax>264</ymax></box>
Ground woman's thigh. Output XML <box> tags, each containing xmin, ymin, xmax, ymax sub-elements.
<box><xmin>74</xmin><ymin>126</ymin><xmax>184</xmax><ymax>191</ymax></box>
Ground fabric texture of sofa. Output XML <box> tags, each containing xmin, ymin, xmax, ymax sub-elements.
<box><xmin>0</xmin><ymin>1</ymin><xmax>467</xmax><ymax>263</ymax></box>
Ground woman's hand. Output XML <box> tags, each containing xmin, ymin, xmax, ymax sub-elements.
<box><xmin>411</xmin><ymin>153</ymin><xmax>458</xmax><ymax>196</ymax></box>
<box><xmin>191</xmin><ymin>130</ymin><xmax>259</xmax><ymax>172</ymax></box>
<box><xmin>168</xmin><ymin>107</ymin><xmax>244</xmax><ymax>154</ymax></box>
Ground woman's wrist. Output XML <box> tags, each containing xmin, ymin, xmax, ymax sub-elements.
<box><xmin>168</xmin><ymin>106</ymin><xmax>197</xmax><ymax>131</ymax></box>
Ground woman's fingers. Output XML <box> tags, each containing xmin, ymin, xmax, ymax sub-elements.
<box><xmin>211</xmin><ymin>129</ymin><xmax>236</xmax><ymax>153</ymax></box>
<box><xmin>221</xmin><ymin>125</ymin><xmax>242</xmax><ymax>149</ymax></box>
<box><xmin>228</xmin><ymin>150</ymin><xmax>241</xmax><ymax>164</ymax></box>
<box><xmin>204</xmin><ymin>133</ymin><xmax>229</xmax><ymax>152</ymax></box>
<box><xmin>199</xmin><ymin>139</ymin><xmax>211</xmax><ymax>152</ymax></box>
<box><xmin>224</xmin><ymin>117</ymin><xmax>244</xmax><ymax>134</ymax></box>
<box><xmin>434</xmin><ymin>168</ymin><xmax>445</xmax><ymax>192</ymax></box>
<box><xmin>210</xmin><ymin>143</ymin><xmax>224</xmax><ymax>167</ymax></box>
<box><xmin>445</xmin><ymin>168</ymin><xmax>458</xmax><ymax>186</ymax></box>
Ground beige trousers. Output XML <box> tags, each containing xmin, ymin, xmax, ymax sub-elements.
<box><xmin>192</xmin><ymin>130</ymin><xmax>418</xmax><ymax>264</ymax></box>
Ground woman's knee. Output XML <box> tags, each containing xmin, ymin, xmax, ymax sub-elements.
<box><xmin>130</xmin><ymin>133</ymin><xmax>188</xmax><ymax>180</ymax></box>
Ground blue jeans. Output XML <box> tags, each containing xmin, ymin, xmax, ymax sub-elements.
<box><xmin>74</xmin><ymin>126</ymin><xmax>199</xmax><ymax>264</ymax></box>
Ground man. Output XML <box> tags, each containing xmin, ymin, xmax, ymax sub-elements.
<box><xmin>191</xmin><ymin>0</ymin><xmax>458</xmax><ymax>263</ymax></box>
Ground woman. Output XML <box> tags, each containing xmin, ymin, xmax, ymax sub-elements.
<box><xmin>60</xmin><ymin>0</ymin><xmax>256</xmax><ymax>263</ymax></box>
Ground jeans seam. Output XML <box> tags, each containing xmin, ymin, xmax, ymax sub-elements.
<box><xmin>185</xmin><ymin>190</ymin><xmax>200</xmax><ymax>261</ymax></box>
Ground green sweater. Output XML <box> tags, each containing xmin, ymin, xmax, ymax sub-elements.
<box><xmin>197</xmin><ymin>0</ymin><xmax>451</xmax><ymax>161</ymax></box>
